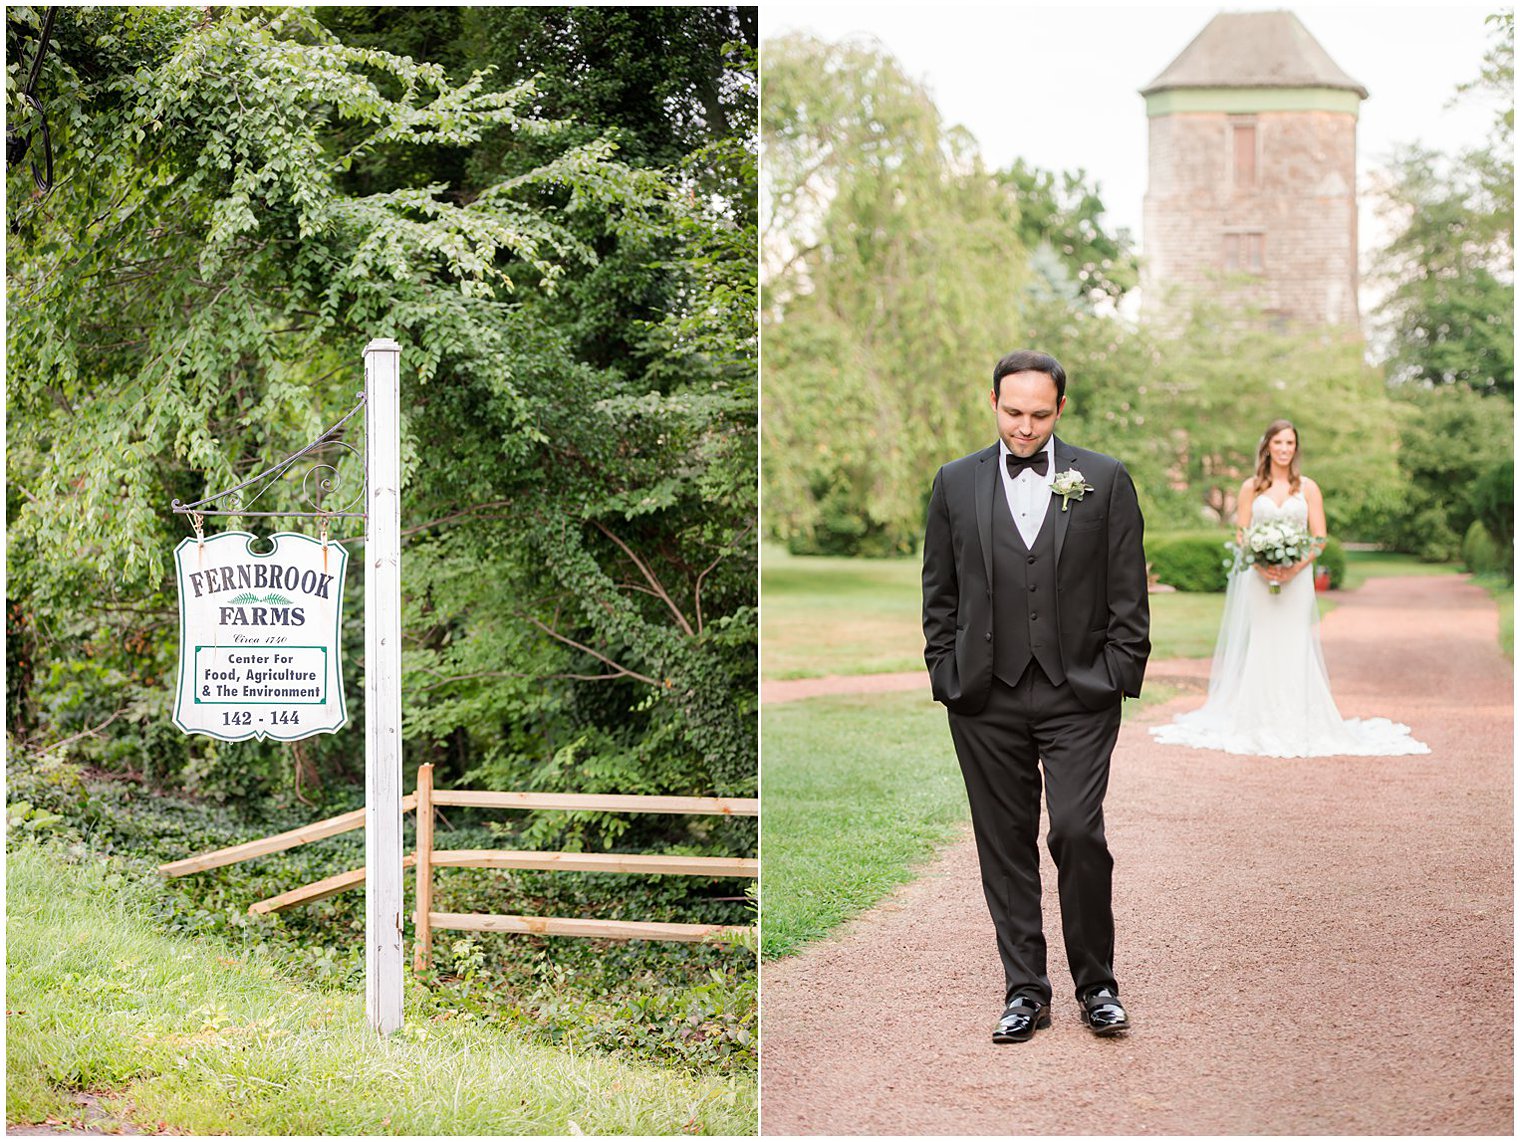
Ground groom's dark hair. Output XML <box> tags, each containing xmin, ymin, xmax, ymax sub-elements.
<box><xmin>993</xmin><ymin>350</ymin><xmax>1066</xmax><ymax>403</ymax></box>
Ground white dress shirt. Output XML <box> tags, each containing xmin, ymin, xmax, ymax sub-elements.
<box><xmin>998</xmin><ymin>436</ymin><xmax>1055</xmax><ymax>548</ymax></box>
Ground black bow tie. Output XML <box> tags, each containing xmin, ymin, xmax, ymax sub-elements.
<box><xmin>1006</xmin><ymin>451</ymin><xmax>1049</xmax><ymax>478</ymax></box>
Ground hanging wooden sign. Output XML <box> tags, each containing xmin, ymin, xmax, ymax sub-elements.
<box><xmin>173</xmin><ymin>531</ymin><xmax>349</xmax><ymax>741</ymax></box>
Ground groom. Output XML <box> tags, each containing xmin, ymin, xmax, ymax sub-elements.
<box><xmin>921</xmin><ymin>349</ymin><xmax>1150</xmax><ymax>1043</ymax></box>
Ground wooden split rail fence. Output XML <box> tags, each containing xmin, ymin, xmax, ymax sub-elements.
<box><xmin>159</xmin><ymin>763</ymin><xmax>758</xmax><ymax>970</ymax></box>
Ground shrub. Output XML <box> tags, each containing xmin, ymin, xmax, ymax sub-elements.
<box><xmin>1148</xmin><ymin>531</ymin><xmax>1345</xmax><ymax>591</ymax></box>
<box><xmin>1471</xmin><ymin>460</ymin><xmax>1514</xmax><ymax>582</ymax></box>
<box><xmin>1148</xmin><ymin>533</ymin><xmax>1231</xmax><ymax>592</ymax></box>
<box><xmin>1462</xmin><ymin>520</ymin><xmax>1507</xmax><ymax>577</ymax></box>
<box><xmin>1317</xmin><ymin>536</ymin><xmax>1347</xmax><ymax>589</ymax></box>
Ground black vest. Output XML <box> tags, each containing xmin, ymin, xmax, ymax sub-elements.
<box><xmin>992</xmin><ymin>490</ymin><xmax>1066</xmax><ymax>688</ymax></box>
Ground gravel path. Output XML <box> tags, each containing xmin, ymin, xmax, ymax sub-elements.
<box><xmin>760</xmin><ymin>575</ymin><xmax>1513</xmax><ymax>1135</ymax></box>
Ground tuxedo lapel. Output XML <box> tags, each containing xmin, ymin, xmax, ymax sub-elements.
<box><xmin>1051</xmin><ymin>437</ymin><xmax>1078</xmax><ymax>570</ymax></box>
<box><xmin>974</xmin><ymin>444</ymin><xmax>998</xmax><ymax>584</ymax></box>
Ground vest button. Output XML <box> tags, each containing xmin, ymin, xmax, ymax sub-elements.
<box><xmin>984</xmin><ymin>632</ymin><xmax>992</xmax><ymax>642</ymax></box>
<box><xmin>1027</xmin><ymin>555</ymin><xmax>1036</xmax><ymax>564</ymax></box>
<box><xmin>1030</xmin><ymin>613</ymin><xmax>1039</xmax><ymax>621</ymax></box>
<box><xmin>1029</xmin><ymin>584</ymin><xmax>1037</xmax><ymax>592</ymax></box>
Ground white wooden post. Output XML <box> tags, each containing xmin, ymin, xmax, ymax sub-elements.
<box><xmin>363</xmin><ymin>338</ymin><xmax>404</xmax><ymax>1034</ymax></box>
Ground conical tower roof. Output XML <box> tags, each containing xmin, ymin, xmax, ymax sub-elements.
<box><xmin>1141</xmin><ymin>10</ymin><xmax>1367</xmax><ymax>99</ymax></box>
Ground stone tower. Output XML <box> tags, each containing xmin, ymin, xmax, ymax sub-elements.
<box><xmin>1140</xmin><ymin>11</ymin><xmax>1367</xmax><ymax>328</ymax></box>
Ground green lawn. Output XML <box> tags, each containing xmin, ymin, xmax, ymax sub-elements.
<box><xmin>1472</xmin><ymin>571</ymin><xmax>1515</xmax><ymax>659</ymax></box>
<box><xmin>760</xmin><ymin>692</ymin><xmax>966</xmax><ymax>958</ymax></box>
<box><xmin>1339</xmin><ymin>548</ymin><xmax>1463</xmax><ymax>591</ymax></box>
<box><xmin>6</xmin><ymin>843</ymin><xmax>756</xmax><ymax>1136</ymax></box>
<box><xmin>761</xmin><ymin>544</ymin><xmax>1480</xmax><ymax>681</ymax></box>
<box><xmin>761</xmin><ymin>545</ymin><xmax>925</xmax><ymax>678</ymax></box>
<box><xmin>762</xmin><ymin>545</ymin><xmax>1239</xmax><ymax>679</ymax></box>
<box><xmin>762</xmin><ymin>543</ymin><xmax>1229</xmax><ymax>679</ymax></box>
<box><xmin>760</xmin><ymin>683</ymin><xmax>1181</xmax><ymax>959</ymax></box>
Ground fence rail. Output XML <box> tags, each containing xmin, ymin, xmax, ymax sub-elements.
<box><xmin>158</xmin><ymin>796</ymin><xmax>417</xmax><ymax>878</ymax></box>
<box><xmin>411</xmin><ymin>763</ymin><xmax>758</xmax><ymax>969</ymax></box>
<box><xmin>157</xmin><ymin>766</ymin><xmax>757</xmax><ymax>969</ymax></box>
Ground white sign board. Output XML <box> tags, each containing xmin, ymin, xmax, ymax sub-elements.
<box><xmin>173</xmin><ymin>532</ymin><xmax>348</xmax><ymax>741</ymax></box>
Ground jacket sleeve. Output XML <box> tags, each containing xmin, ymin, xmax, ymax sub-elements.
<box><xmin>1104</xmin><ymin>461</ymin><xmax>1151</xmax><ymax>697</ymax></box>
<box><xmin>921</xmin><ymin>468</ymin><xmax>959</xmax><ymax>672</ymax></box>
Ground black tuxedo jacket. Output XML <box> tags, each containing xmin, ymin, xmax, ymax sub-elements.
<box><xmin>922</xmin><ymin>437</ymin><xmax>1150</xmax><ymax>715</ymax></box>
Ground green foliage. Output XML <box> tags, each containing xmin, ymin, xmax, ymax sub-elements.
<box><xmin>1371</xmin><ymin>13</ymin><xmax>1513</xmax><ymax>397</ymax></box>
<box><xmin>762</xmin><ymin>33</ymin><xmax>1035</xmax><ymax>556</ymax></box>
<box><xmin>1371</xmin><ymin>386</ymin><xmax>1513</xmax><ymax>561</ymax></box>
<box><xmin>7</xmin><ymin>8</ymin><xmax>757</xmax><ymax>842</ymax></box>
<box><xmin>761</xmin><ymin>27</ymin><xmax>1511</xmax><ymax>557</ymax></box>
<box><xmin>1147</xmin><ymin>533</ymin><xmax>1232</xmax><ymax>593</ymax></box>
<box><xmin>1318</xmin><ymin>536</ymin><xmax>1347</xmax><ymax>590</ymax></box>
<box><xmin>759</xmin><ymin>33</ymin><xmax>1419</xmax><ymax>552</ymax></box>
<box><xmin>1462</xmin><ymin>521</ymin><xmax>1507</xmax><ymax>577</ymax></box>
<box><xmin>1470</xmin><ymin>458</ymin><xmax>1514</xmax><ymax>578</ymax></box>
<box><xmin>1371</xmin><ymin>143</ymin><xmax>1514</xmax><ymax>397</ymax></box>
<box><xmin>998</xmin><ymin>158</ymin><xmax>1139</xmax><ymax>308</ymax></box>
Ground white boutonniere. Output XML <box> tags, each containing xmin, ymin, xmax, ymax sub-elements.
<box><xmin>1050</xmin><ymin>469</ymin><xmax>1095</xmax><ymax>512</ymax></box>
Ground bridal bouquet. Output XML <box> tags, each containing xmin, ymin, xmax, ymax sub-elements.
<box><xmin>1229</xmin><ymin>519</ymin><xmax>1318</xmax><ymax>595</ymax></box>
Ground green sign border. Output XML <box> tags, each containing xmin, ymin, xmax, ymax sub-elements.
<box><xmin>192</xmin><ymin>644</ymin><xmax>329</xmax><ymax>706</ymax></box>
<box><xmin>172</xmin><ymin>532</ymin><xmax>349</xmax><ymax>742</ymax></box>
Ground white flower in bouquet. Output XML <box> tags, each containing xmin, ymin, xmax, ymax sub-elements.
<box><xmin>1230</xmin><ymin>518</ymin><xmax>1317</xmax><ymax>594</ymax></box>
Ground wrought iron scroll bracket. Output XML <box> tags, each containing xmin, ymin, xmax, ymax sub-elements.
<box><xmin>171</xmin><ymin>391</ymin><xmax>368</xmax><ymax>521</ymax></box>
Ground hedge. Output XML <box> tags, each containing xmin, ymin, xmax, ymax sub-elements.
<box><xmin>1148</xmin><ymin>532</ymin><xmax>1346</xmax><ymax>592</ymax></box>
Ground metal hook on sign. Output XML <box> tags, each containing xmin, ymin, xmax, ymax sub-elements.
<box><xmin>190</xmin><ymin>510</ymin><xmax>205</xmax><ymax>563</ymax></box>
<box><xmin>318</xmin><ymin>514</ymin><xmax>330</xmax><ymax>572</ymax></box>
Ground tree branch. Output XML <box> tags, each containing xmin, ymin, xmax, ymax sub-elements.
<box><xmin>519</xmin><ymin>613</ymin><xmax>663</xmax><ymax>688</ymax></box>
<box><xmin>413</xmin><ymin>667</ymin><xmax>633</xmax><ymax>692</ymax></box>
<box><xmin>693</xmin><ymin>518</ymin><xmax>755</xmax><ymax>634</ymax></box>
<box><xmin>592</xmin><ymin>520</ymin><xmax>695</xmax><ymax>637</ymax></box>
<box><xmin>400</xmin><ymin>499</ymin><xmax>517</xmax><ymax>539</ymax></box>
<box><xmin>37</xmin><ymin>708</ymin><xmax>128</xmax><ymax>756</ymax></box>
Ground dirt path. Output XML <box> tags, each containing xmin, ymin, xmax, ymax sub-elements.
<box><xmin>760</xmin><ymin>576</ymin><xmax>1513</xmax><ymax>1135</ymax></box>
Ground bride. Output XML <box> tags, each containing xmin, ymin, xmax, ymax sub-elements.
<box><xmin>1150</xmin><ymin>419</ymin><xmax>1429</xmax><ymax>758</ymax></box>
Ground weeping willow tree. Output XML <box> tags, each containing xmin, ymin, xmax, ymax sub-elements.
<box><xmin>762</xmin><ymin>33</ymin><xmax>1042</xmax><ymax>555</ymax></box>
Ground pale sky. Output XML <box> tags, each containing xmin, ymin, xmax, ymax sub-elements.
<box><xmin>763</xmin><ymin>2</ymin><xmax>1504</xmax><ymax>282</ymax></box>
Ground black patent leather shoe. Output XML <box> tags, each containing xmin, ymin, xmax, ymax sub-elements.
<box><xmin>992</xmin><ymin>995</ymin><xmax>1051</xmax><ymax>1043</ymax></box>
<box><xmin>1078</xmin><ymin>985</ymin><xmax>1130</xmax><ymax>1036</ymax></box>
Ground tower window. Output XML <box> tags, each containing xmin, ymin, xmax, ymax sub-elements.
<box><xmin>1232</xmin><ymin>121</ymin><xmax>1257</xmax><ymax>187</ymax></box>
<box><xmin>1224</xmin><ymin>232</ymin><xmax>1265</xmax><ymax>273</ymax></box>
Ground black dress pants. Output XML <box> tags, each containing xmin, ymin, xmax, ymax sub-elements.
<box><xmin>947</xmin><ymin>662</ymin><xmax>1122</xmax><ymax>1004</ymax></box>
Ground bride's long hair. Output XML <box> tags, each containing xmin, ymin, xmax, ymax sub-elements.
<box><xmin>1252</xmin><ymin>418</ymin><xmax>1301</xmax><ymax>495</ymax></box>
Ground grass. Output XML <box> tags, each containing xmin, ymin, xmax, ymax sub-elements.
<box><xmin>759</xmin><ymin>684</ymin><xmax>1182</xmax><ymax>959</ymax></box>
<box><xmin>1339</xmin><ymin>548</ymin><xmax>1462</xmax><ymax>591</ymax></box>
<box><xmin>761</xmin><ymin>544</ymin><xmax>1482</xmax><ymax>680</ymax></box>
<box><xmin>6</xmin><ymin>842</ymin><xmax>756</xmax><ymax>1136</ymax></box>
<box><xmin>760</xmin><ymin>692</ymin><xmax>966</xmax><ymax>958</ymax></box>
<box><xmin>762</xmin><ymin>543</ymin><xmax>1235</xmax><ymax>678</ymax></box>
<box><xmin>5</xmin><ymin>759</ymin><xmax>757</xmax><ymax>1076</ymax></box>
<box><xmin>763</xmin><ymin>545</ymin><xmax>1241</xmax><ymax>678</ymax></box>
<box><xmin>1471</xmin><ymin>572</ymin><xmax>1514</xmax><ymax>659</ymax></box>
<box><xmin>761</xmin><ymin>545</ymin><xmax>924</xmax><ymax>678</ymax></box>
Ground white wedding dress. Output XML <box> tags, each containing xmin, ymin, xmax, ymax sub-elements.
<box><xmin>1149</xmin><ymin>492</ymin><xmax>1429</xmax><ymax>758</ymax></box>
